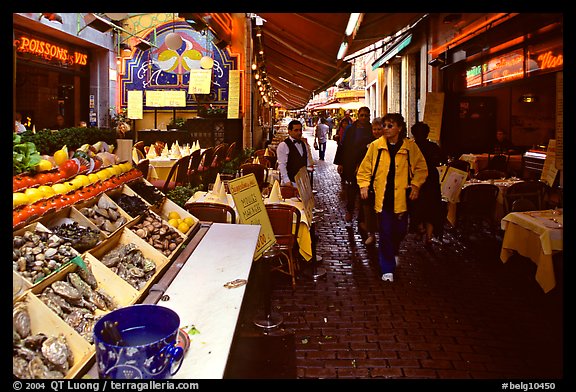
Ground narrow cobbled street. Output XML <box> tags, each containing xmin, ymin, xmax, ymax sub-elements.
<box><xmin>230</xmin><ymin>127</ymin><xmax>563</xmax><ymax>381</ymax></box>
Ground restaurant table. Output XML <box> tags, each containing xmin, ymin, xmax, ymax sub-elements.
<box><xmin>500</xmin><ymin>209</ymin><xmax>563</xmax><ymax>293</ymax></box>
<box><xmin>459</xmin><ymin>153</ymin><xmax>523</xmax><ymax>174</ymax></box>
<box><xmin>446</xmin><ymin>178</ymin><xmax>523</xmax><ymax>227</ymax></box>
<box><xmin>187</xmin><ymin>190</ymin><xmax>313</xmax><ymax>262</ymax></box>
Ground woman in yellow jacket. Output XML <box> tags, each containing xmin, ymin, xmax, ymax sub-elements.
<box><xmin>357</xmin><ymin>113</ymin><xmax>428</xmax><ymax>282</ymax></box>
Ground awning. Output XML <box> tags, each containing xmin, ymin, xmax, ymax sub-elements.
<box><xmin>313</xmin><ymin>102</ymin><xmax>344</xmax><ymax>110</ymax></box>
<box><xmin>339</xmin><ymin>101</ymin><xmax>366</xmax><ymax>111</ymax></box>
<box><xmin>257</xmin><ymin>13</ymin><xmax>426</xmax><ymax>110</ymax></box>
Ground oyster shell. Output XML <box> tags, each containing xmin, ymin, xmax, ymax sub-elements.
<box><xmin>13</xmin><ymin>303</ymin><xmax>31</xmax><ymax>339</ymax></box>
<box><xmin>51</xmin><ymin>281</ymin><xmax>82</xmax><ymax>301</ymax></box>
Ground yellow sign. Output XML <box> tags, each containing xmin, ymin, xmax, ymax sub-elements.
<box><xmin>127</xmin><ymin>90</ymin><xmax>143</xmax><ymax>119</ymax></box>
<box><xmin>294</xmin><ymin>167</ymin><xmax>314</xmax><ymax>223</ymax></box>
<box><xmin>335</xmin><ymin>90</ymin><xmax>365</xmax><ymax>99</ymax></box>
<box><xmin>145</xmin><ymin>90</ymin><xmax>186</xmax><ymax>107</ymax></box>
<box><xmin>188</xmin><ymin>69</ymin><xmax>212</xmax><ymax>95</ymax></box>
<box><xmin>228</xmin><ymin>173</ymin><xmax>276</xmax><ymax>260</ymax></box>
<box><xmin>227</xmin><ymin>70</ymin><xmax>240</xmax><ymax>119</ymax></box>
<box><xmin>423</xmin><ymin>92</ymin><xmax>444</xmax><ymax>142</ymax></box>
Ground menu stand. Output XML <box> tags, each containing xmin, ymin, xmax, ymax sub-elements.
<box><xmin>253</xmin><ymin>245</ymin><xmax>283</xmax><ymax>330</ymax></box>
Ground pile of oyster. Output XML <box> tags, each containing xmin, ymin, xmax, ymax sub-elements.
<box><xmin>114</xmin><ymin>194</ymin><xmax>148</xmax><ymax>217</ymax></box>
<box><xmin>13</xmin><ymin>302</ymin><xmax>74</xmax><ymax>379</ymax></box>
<box><xmin>51</xmin><ymin>222</ymin><xmax>101</xmax><ymax>253</ymax></box>
<box><xmin>100</xmin><ymin>243</ymin><xmax>156</xmax><ymax>290</ymax></box>
<box><xmin>13</xmin><ymin>229</ymin><xmax>78</xmax><ymax>284</ymax></box>
<box><xmin>38</xmin><ymin>266</ymin><xmax>117</xmax><ymax>343</ymax></box>
<box><xmin>131</xmin><ymin>211</ymin><xmax>185</xmax><ymax>257</ymax></box>
<box><xmin>78</xmin><ymin>196</ymin><xmax>128</xmax><ymax>236</ymax></box>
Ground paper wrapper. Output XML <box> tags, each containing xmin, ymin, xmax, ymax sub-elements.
<box><xmin>212</xmin><ymin>173</ymin><xmax>222</xmax><ymax>194</ymax></box>
<box><xmin>146</xmin><ymin>145</ymin><xmax>158</xmax><ymax>159</ymax></box>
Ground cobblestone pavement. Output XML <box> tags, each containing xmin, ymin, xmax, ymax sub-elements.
<box><xmin>237</xmin><ymin>127</ymin><xmax>563</xmax><ymax>381</ymax></box>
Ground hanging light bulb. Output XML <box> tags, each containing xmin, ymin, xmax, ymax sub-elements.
<box><xmin>165</xmin><ymin>32</ymin><xmax>183</xmax><ymax>50</ymax></box>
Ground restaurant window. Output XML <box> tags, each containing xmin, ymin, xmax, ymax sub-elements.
<box><xmin>526</xmin><ymin>37</ymin><xmax>563</xmax><ymax>77</ymax></box>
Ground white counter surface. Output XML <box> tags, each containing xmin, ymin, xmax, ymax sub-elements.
<box><xmin>160</xmin><ymin>223</ymin><xmax>260</xmax><ymax>379</ymax></box>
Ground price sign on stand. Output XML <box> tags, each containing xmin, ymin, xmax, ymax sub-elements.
<box><xmin>228</xmin><ymin>173</ymin><xmax>276</xmax><ymax>260</ymax></box>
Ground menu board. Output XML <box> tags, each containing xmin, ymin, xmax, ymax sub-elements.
<box><xmin>294</xmin><ymin>167</ymin><xmax>314</xmax><ymax>224</ymax></box>
<box><xmin>440</xmin><ymin>166</ymin><xmax>468</xmax><ymax>203</ymax></box>
<box><xmin>228</xmin><ymin>173</ymin><xmax>276</xmax><ymax>260</ymax></box>
<box><xmin>188</xmin><ymin>69</ymin><xmax>212</xmax><ymax>95</ymax></box>
<box><xmin>227</xmin><ymin>70</ymin><xmax>240</xmax><ymax>119</ymax></box>
<box><xmin>127</xmin><ymin>90</ymin><xmax>143</xmax><ymax>119</ymax></box>
<box><xmin>540</xmin><ymin>139</ymin><xmax>558</xmax><ymax>187</ymax></box>
<box><xmin>423</xmin><ymin>92</ymin><xmax>444</xmax><ymax>142</ymax></box>
<box><xmin>145</xmin><ymin>90</ymin><xmax>186</xmax><ymax>107</ymax></box>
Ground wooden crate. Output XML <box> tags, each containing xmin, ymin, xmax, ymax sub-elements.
<box><xmin>106</xmin><ymin>184</ymin><xmax>151</xmax><ymax>219</ymax></box>
<box><xmin>74</xmin><ymin>193</ymin><xmax>133</xmax><ymax>237</ymax></box>
<box><xmin>39</xmin><ymin>206</ymin><xmax>107</xmax><ymax>253</ymax></box>
<box><xmin>127</xmin><ymin>209</ymin><xmax>188</xmax><ymax>260</ymax></box>
<box><xmin>13</xmin><ymin>292</ymin><xmax>94</xmax><ymax>379</ymax></box>
<box><xmin>150</xmin><ymin>196</ymin><xmax>199</xmax><ymax>237</ymax></box>
<box><xmin>87</xmin><ymin>228</ymin><xmax>170</xmax><ymax>298</ymax></box>
<box><xmin>13</xmin><ymin>222</ymin><xmax>79</xmax><ymax>289</ymax></box>
<box><xmin>31</xmin><ymin>254</ymin><xmax>140</xmax><ymax>312</ymax></box>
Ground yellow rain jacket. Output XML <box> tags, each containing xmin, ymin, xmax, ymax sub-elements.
<box><xmin>357</xmin><ymin>137</ymin><xmax>428</xmax><ymax>213</ymax></box>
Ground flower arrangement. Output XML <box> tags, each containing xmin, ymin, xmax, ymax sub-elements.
<box><xmin>110</xmin><ymin>107</ymin><xmax>131</xmax><ymax>138</ymax></box>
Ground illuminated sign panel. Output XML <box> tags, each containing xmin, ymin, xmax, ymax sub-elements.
<box><xmin>466</xmin><ymin>39</ymin><xmax>563</xmax><ymax>88</ymax></box>
<box><xmin>14</xmin><ymin>33</ymin><xmax>88</xmax><ymax>68</ymax></box>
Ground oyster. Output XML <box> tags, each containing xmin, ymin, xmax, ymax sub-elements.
<box><xmin>13</xmin><ymin>302</ymin><xmax>31</xmax><ymax>338</ymax></box>
<box><xmin>42</xmin><ymin>334</ymin><xmax>72</xmax><ymax>369</ymax></box>
<box><xmin>68</xmin><ymin>272</ymin><xmax>93</xmax><ymax>298</ymax></box>
<box><xmin>77</xmin><ymin>265</ymin><xmax>98</xmax><ymax>289</ymax></box>
<box><xmin>51</xmin><ymin>281</ymin><xmax>82</xmax><ymax>301</ymax></box>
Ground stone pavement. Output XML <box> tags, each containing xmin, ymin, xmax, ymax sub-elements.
<box><xmin>234</xmin><ymin>127</ymin><xmax>564</xmax><ymax>381</ymax></box>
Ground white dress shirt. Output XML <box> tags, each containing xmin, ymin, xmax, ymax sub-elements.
<box><xmin>277</xmin><ymin>136</ymin><xmax>313</xmax><ymax>185</ymax></box>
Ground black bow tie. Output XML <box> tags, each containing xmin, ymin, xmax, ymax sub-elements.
<box><xmin>294</xmin><ymin>139</ymin><xmax>303</xmax><ymax>145</ymax></box>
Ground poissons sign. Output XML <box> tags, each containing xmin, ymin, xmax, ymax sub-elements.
<box><xmin>14</xmin><ymin>34</ymin><xmax>88</xmax><ymax>66</ymax></box>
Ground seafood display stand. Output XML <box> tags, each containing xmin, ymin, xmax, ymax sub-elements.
<box><xmin>14</xmin><ymin>166</ymin><xmax>259</xmax><ymax>379</ymax></box>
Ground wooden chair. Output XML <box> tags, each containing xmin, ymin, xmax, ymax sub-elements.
<box><xmin>487</xmin><ymin>153</ymin><xmax>510</xmax><ymax>173</ymax></box>
<box><xmin>240</xmin><ymin>163</ymin><xmax>268</xmax><ymax>190</ymax></box>
<box><xmin>185</xmin><ymin>202</ymin><xmax>236</xmax><ymax>224</ymax></box>
<box><xmin>280</xmin><ymin>185</ymin><xmax>299</xmax><ymax>199</ymax></box>
<box><xmin>150</xmin><ymin>155</ymin><xmax>191</xmax><ymax>194</ymax></box>
<box><xmin>504</xmin><ymin>180</ymin><xmax>548</xmax><ymax>215</ymax></box>
<box><xmin>457</xmin><ymin>183</ymin><xmax>500</xmax><ymax>235</ymax></box>
<box><xmin>224</xmin><ymin>141</ymin><xmax>238</xmax><ymax>163</ymax></box>
<box><xmin>186</xmin><ymin>149</ymin><xmax>203</xmax><ymax>186</ymax></box>
<box><xmin>475</xmin><ymin>169</ymin><xmax>507</xmax><ymax>181</ymax></box>
<box><xmin>511</xmin><ymin>198</ymin><xmax>537</xmax><ymax>212</ymax></box>
<box><xmin>265</xmin><ymin>204</ymin><xmax>301</xmax><ymax>288</ymax></box>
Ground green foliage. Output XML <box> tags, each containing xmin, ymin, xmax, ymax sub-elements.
<box><xmin>221</xmin><ymin>147</ymin><xmax>254</xmax><ymax>174</ymax></box>
<box><xmin>20</xmin><ymin>127</ymin><xmax>117</xmax><ymax>155</ymax></box>
<box><xmin>166</xmin><ymin>184</ymin><xmax>205</xmax><ymax>208</ymax></box>
<box><xmin>13</xmin><ymin>133</ymin><xmax>41</xmax><ymax>175</ymax></box>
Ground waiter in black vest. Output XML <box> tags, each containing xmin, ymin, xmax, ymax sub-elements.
<box><xmin>277</xmin><ymin>120</ymin><xmax>312</xmax><ymax>186</ymax></box>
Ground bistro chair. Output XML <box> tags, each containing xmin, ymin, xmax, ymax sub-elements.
<box><xmin>224</xmin><ymin>141</ymin><xmax>238</xmax><ymax>163</ymax></box>
<box><xmin>456</xmin><ymin>183</ymin><xmax>500</xmax><ymax>235</ymax></box>
<box><xmin>504</xmin><ymin>180</ymin><xmax>548</xmax><ymax>215</ymax></box>
<box><xmin>487</xmin><ymin>153</ymin><xmax>510</xmax><ymax>173</ymax></box>
<box><xmin>186</xmin><ymin>149</ymin><xmax>203</xmax><ymax>187</ymax></box>
<box><xmin>265</xmin><ymin>204</ymin><xmax>301</xmax><ymax>288</ymax></box>
<box><xmin>443</xmin><ymin>159</ymin><xmax>471</xmax><ymax>181</ymax></box>
<box><xmin>280</xmin><ymin>185</ymin><xmax>299</xmax><ymax>199</ymax></box>
<box><xmin>511</xmin><ymin>198</ymin><xmax>537</xmax><ymax>212</ymax></box>
<box><xmin>150</xmin><ymin>155</ymin><xmax>191</xmax><ymax>195</ymax></box>
<box><xmin>474</xmin><ymin>169</ymin><xmax>507</xmax><ymax>181</ymax></box>
<box><xmin>240</xmin><ymin>163</ymin><xmax>268</xmax><ymax>190</ymax></box>
<box><xmin>185</xmin><ymin>202</ymin><xmax>236</xmax><ymax>224</ymax></box>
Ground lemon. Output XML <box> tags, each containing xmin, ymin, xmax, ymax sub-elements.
<box><xmin>24</xmin><ymin>187</ymin><xmax>43</xmax><ymax>204</ymax></box>
<box><xmin>52</xmin><ymin>183</ymin><xmax>70</xmax><ymax>195</ymax></box>
<box><xmin>37</xmin><ymin>185</ymin><xmax>56</xmax><ymax>199</ymax></box>
<box><xmin>168</xmin><ymin>211</ymin><xmax>181</xmax><ymax>220</ymax></box>
<box><xmin>168</xmin><ymin>218</ymin><xmax>180</xmax><ymax>227</ymax></box>
<box><xmin>177</xmin><ymin>222</ymin><xmax>190</xmax><ymax>233</ymax></box>
<box><xmin>37</xmin><ymin>159</ymin><xmax>53</xmax><ymax>172</ymax></box>
<box><xmin>13</xmin><ymin>192</ymin><xmax>29</xmax><ymax>208</ymax></box>
<box><xmin>69</xmin><ymin>178</ymin><xmax>84</xmax><ymax>191</ymax></box>
<box><xmin>96</xmin><ymin>170</ymin><xmax>110</xmax><ymax>181</ymax></box>
<box><xmin>183</xmin><ymin>217</ymin><xmax>195</xmax><ymax>226</ymax></box>
<box><xmin>76</xmin><ymin>174</ymin><xmax>91</xmax><ymax>187</ymax></box>
<box><xmin>54</xmin><ymin>149</ymin><xmax>68</xmax><ymax>166</ymax></box>
<box><xmin>111</xmin><ymin>165</ymin><xmax>122</xmax><ymax>176</ymax></box>
<box><xmin>88</xmin><ymin>173</ymin><xmax>100</xmax><ymax>184</ymax></box>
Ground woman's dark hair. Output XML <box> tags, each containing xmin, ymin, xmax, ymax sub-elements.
<box><xmin>411</xmin><ymin>121</ymin><xmax>430</xmax><ymax>139</ymax></box>
<box><xmin>382</xmin><ymin>113</ymin><xmax>406</xmax><ymax>138</ymax></box>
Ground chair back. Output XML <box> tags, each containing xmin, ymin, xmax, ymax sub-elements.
<box><xmin>449</xmin><ymin>159</ymin><xmax>471</xmax><ymax>173</ymax></box>
<box><xmin>280</xmin><ymin>185</ymin><xmax>299</xmax><ymax>199</ymax></box>
<box><xmin>136</xmin><ymin>159</ymin><xmax>150</xmax><ymax>179</ymax></box>
<box><xmin>211</xmin><ymin>143</ymin><xmax>229</xmax><ymax>168</ymax></box>
<box><xmin>133</xmin><ymin>148</ymin><xmax>145</xmax><ymax>163</ymax></box>
<box><xmin>240</xmin><ymin>163</ymin><xmax>267</xmax><ymax>189</ymax></box>
<box><xmin>155</xmin><ymin>155</ymin><xmax>190</xmax><ymax>194</ymax></box>
<box><xmin>174</xmin><ymin>154</ymin><xmax>191</xmax><ymax>187</ymax></box>
<box><xmin>511</xmin><ymin>198</ymin><xmax>537</xmax><ymax>212</ymax></box>
<box><xmin>186</xmin><ymin>149</ymin><xmax>203</xmax><ymax>184</ymax></box>
<box><xmin>504</xmin><ymin>180</ymin><xmax>548</xmax><ymax>214</ymax></box>
<box><xmin>487</xmin><ymin>153</ymin><xmax>509</xmax><ymax>172</ymax></box>
<box><xmin>225</xmin><ymin>141</ymin><xmax>238</xmax><ymax>162</ymax></box>
<box><xmin>265</xmin><ymin>204</ymin><xmax>301</xmax><ymax>251</ymax></box>
<box><xmin>458</xmin><ymin>183</ymin><xmax>500</xmax><ymax>219</ymax></box>
<box><xmin>185</xmin><ymin>202</ymin><xmax>236</xmax><ymax>224</ymax></box>
<box><xmin>197</xmin><ymin>147</ymin><xmax>214</xmax><ymax>173</ymax></box>
<box><xmin>475</xmin><ymin>169</ymin><xmax>507</xmax><ymax>181</ymax></box>
<box><xmin>134</xmin><ymin>141</ymin><xmax>146</xmax><ymax>154</ymax></box>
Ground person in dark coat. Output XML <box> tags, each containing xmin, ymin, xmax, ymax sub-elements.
<box><xmin>333</xmin><ymin>106</ymin><xmax>373</xmax><ymax>224</ymax></box>
<box><xmin>409</xmin><ymin>121</ymin><xmax>447</xmax><ymax>248</ymax></box>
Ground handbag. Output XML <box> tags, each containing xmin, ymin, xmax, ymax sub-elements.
<box><xmin>367</xmin><ymin>149</ymin><xmax>383</xmax><ymax>204</ymax></box>
<box><xmin>313</xmin><ymin>140</ymin><xmax>319</xmax><ymax>150</ymax></box>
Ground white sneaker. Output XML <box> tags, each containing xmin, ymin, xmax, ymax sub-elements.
<box><xmin>381</xmin><ymin>273</ymin><xmax>394</xmax><ymax>282</ymax></box>
<box><xmin>395</xmin><ymin>256</ymin><xmax>399</xmax><ymax>266</ymax></box>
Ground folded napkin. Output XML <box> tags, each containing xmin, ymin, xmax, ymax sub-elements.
<box><xmin>212</xmin><ymin>173</ymin><xmax>222</xmax><ymax>194</ymax></box>
<box><xmin>217</xmin><ymin>180</ymin><xmax>228</xmax><ymax>203</ymax></box>
<box><xmin>146</xmin><ymin>145</ymin><xmax>158</xmax><ymax>159</ymax></box>
<box><xmin>161</xmin><ymin>145</ymin><xmax>169</xmax><ymax>157</ymax></box>
<box><xmin>268</xmin><ymin>180</ymin><xmax>282</xmax><ymax>203</ymax></box>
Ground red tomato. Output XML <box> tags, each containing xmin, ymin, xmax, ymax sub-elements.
<box><xmin>61</xmin><ymin>160</ymin><xmax>80</xmax><ymax>178</ymax></box>
<box><xmin>35</xmin><ymin>173</ymin><xmax>49</xmax><ymax>186</ymax></box>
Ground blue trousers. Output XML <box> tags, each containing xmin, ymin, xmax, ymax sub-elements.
<box><xmin>377</xmin><ymin>210</ymin><xmax>409</xmax><ymax>274</ymax></box>
<box><xmin>318</xmin><ymin>142</ymin><xmax>327</xmax><ymax>160</ymax></box>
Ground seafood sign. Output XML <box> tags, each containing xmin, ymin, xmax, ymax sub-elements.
<box><xmin>229</xmin><ymin>173</ymin><xmax>276</xmax><ymax>260</ymax></box>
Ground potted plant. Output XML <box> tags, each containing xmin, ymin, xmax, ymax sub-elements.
<box><xmin>169</xmin><ymin>117</ymin><xmax>185</xmax><ymax>130</ymax></box>
<box><xmin>220</xmin><ymin>147</ymin><xmax>254</xmax><ymax>179</ymax></box>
